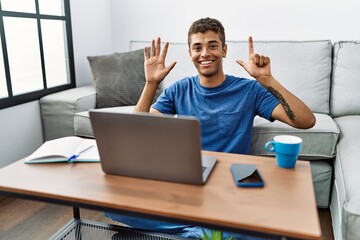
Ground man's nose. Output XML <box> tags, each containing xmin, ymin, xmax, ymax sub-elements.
<box><xmin>201</xmin><ymin>47</ymin><xmax>210</xmax><ymax>57</ymax></box>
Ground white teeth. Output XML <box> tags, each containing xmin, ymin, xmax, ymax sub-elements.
<box><xmin>200</xmin><ymin>61</ymin><xmax>213</xmax><ymax>65</ymax></box>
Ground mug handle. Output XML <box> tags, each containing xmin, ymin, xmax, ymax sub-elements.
<box><xmin>265</xmin><ymin>141</ymin><xmax>276</xmax><ymax>152</ymax></box>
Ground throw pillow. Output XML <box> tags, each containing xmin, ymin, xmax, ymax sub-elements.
<box><xmin>88</xmin><ymin>48</ymin><xmax>157</xmax><ymax>108</ymax></box>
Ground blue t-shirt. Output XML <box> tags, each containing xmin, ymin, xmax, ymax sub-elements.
<box><xmin>152</xmin><ymin>74</ymin><xmax>279</xmax><ymax>154</ymax></box>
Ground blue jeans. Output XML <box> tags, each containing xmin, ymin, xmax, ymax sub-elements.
<box><xmin>105</xmin><ymin>212</ymin><xmax>266</xmax><ymax>239</ymax></box>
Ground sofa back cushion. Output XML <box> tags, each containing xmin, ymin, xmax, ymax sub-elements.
<box><xmin>130</xmin><ymin>40</ymin><xmax>332</xmax><ymax>114</ymax></box>
<box><xmin>331</xmin><ymin>41</ymin><xmax>360</xmax><ymax>117</ymax></box>
<box><xmin>88</xmin><ymin>48</ymin><xmax>161</xmax><ymax>108</ymax></box>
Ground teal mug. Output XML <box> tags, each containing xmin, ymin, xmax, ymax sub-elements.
<box><xmin>265</xmin><ymin>135</ymin><xmax>302</xmax><ymax>168</ymax></box>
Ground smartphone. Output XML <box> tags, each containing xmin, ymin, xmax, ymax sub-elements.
<box><xmin>230</xmin><ymin>163</ymin><xmax>265</xmax><ymax>187</ymax></box>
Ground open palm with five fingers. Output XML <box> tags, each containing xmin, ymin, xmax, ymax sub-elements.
<box><xmin>236</xmin><ymin>36</ymin><xmax>272</xmax><ymax>84</ymax></box>
<box><xmin>144</xmin><ymin>37</ymin><xmax>177</xmax><ymax>84</ymax></box>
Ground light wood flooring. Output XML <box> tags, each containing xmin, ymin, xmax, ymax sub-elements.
<box><xmin>0</xmin><ymin>195</ymin><xmax>334</xmax><ymax>240</ymax></box>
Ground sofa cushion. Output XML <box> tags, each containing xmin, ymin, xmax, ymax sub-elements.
<box><xmin>331</xmin><ymin>41</ymin><xmax>360</xmax><ymax>117</ymax></box>
<box><xmin>88</xmin><ymin>49</ymin><xmax>150</xmax><ymax>108</ymax></box>
<box><xmin>74</xmin><ymin>106</ymin><xmax>136</xmax><ymax>138</ymax></box>
<box><xmin>250</xmin><ymin>113</ymin><xmax>340</xmax><ymax>159</ymax></box>
<box><xmin>130</xmin><ymin>40</ymin><xmax>332</xmax><ymax>114</ymax></box>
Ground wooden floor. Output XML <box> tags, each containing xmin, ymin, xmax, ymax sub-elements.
<box><xmin>0</xmin><ymin>195</ymin><xmax>334</xmax><ymax>240</ymax></box>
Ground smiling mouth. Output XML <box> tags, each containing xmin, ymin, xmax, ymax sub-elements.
<box><xmin>199</xmin><ymin>60</ymin><xmax>214</xmax><ymax>66</ymax></box>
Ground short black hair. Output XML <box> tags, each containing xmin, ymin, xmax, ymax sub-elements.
<box><xmin>187</xmin><ymin>17</ymin><xmax>226</xmax><ymax>47</ymax></box>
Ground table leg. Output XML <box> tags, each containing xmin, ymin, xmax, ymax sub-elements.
<box><xmin>72</xmin><ymin>207</ymin><xmax>82</xmax><ymax>240</ymax></box>
<box><xmin>73</xmin><ymin>206</ymin><xmax>80</xmax><ymax>219</ymax></box>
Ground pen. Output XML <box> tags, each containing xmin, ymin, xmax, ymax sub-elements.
<box><xmin>68</xmin><ymin>145</ymin><xmax>95</xmax><ymax>163</ymax></box>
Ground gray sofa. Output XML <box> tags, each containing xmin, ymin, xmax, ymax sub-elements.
<box><xmin>39</xmin><ymin>40</ymin><xmax>360</xmax><ymax>240</ymax></box>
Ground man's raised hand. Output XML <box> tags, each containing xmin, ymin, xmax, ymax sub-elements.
<box><xmin>144</xmin><ymin>37</ymin><xmax>176</xmax><ymax>84</ymax></box>
<box><xmin>236</xmin><ymin>36</ymin><xmax>272</xmax><ymax>82</ymax></box>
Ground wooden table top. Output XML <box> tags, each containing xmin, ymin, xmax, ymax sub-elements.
<box><xmin>0</xmin><ymin>151</ymin><xmax>321</xmax><ymax>239</ymax></box>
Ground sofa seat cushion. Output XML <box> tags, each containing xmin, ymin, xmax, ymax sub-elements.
<box><xmin>332</xmin><ymin>115</ymin><xmax>360</xmax><ymax>240</ymax></box>
<box><xmin>250</xmin><ymin>113</ymin><xmax>340</xmax><ymax>159</ymax></box>
<box><xmin>74</xmin><ymin>106</ymin><xmax>136</xmax><ymax>138</ymax></box>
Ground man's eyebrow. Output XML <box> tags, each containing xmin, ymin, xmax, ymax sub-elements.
<box><xmin>191</xmin><ymin>42</ymin><xmax>202</xmax><ymax>47</ymax></box>
<box><xmin>208</xmin><ymin>40</ymin><xmax>220</xmax><ymax>44</ymax></box>
<box><xmin>191</xmin><ymin>40</ymin><xmax>219</xmax><ymax>47</ymax></box>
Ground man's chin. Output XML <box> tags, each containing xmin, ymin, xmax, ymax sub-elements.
<box><xmin>198</xmin><ymin>70</ymin><xmax>217</xmax><ymax>77</ymax></box>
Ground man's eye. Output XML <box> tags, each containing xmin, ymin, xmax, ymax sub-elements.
<box><xmin>193</xmin><ymin>47</ymin><xmax>201</xmax><ymax>51</ymax></box>
<box><xmin>210</xmin><ymin>44</ymin><xmax>218</xmax><ymax>49</ymax></box>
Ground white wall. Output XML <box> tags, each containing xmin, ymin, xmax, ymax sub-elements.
<box><xmin>0</xmin><ymin>101</ymin><xmax>43</xmax><ymax>168</ymax></box>
<box><xmin>70</xmin><ymin>0</ymin><xmax>113</xmax><ymax>87</ymax></box>
<box><xmin>74</xmin><ymin>0</ymin><xmax>360</xmax><ymax>84</ymax></box>
<box><xmin>111</xmin><ymin>0</ymin><xmax>360</xmax><ymax>52</ymax></box>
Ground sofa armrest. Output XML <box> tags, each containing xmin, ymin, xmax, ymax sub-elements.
<box><xmin>40</xmin><ymin>84</ymin><xmax>96</xmax><ymax>141</ymax></box>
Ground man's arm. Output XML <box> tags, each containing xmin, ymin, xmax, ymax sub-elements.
<box><xmin>135</xmin><ymin>82</ymin><xmax>162</xmax><ymax>113</ymax></box>
<box><xmin>135</xmin><ymin>37</ymin><xmax>176</xmax><ymax>113</ymax></box>
<box><xmin>236</xmin><ymin>36</ymin><xmax>316</xmax><ymax>129</ymax></box>
<box><xmin>257</xmin><ymin>75</ymin><xmax>315</xmax><ymax>129</ymax></box>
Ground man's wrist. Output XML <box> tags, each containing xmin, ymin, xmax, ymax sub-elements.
<box><xmin>145</xmin><ymin>81</ymin><xmax>160</xmax><ymax>89</ymax></box>
<box><xmin>256</xmin><ymin>75</ymin><xmax>276</xmax><ymax>87</ymax></box>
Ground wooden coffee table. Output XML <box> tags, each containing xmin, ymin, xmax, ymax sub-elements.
<box><xmin>0</xmin><ymin>151</ymin><xmax>321</xmax><ymax>239</ymax></box>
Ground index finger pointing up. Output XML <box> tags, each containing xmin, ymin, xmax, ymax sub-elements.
<box><xmin>248</xmin><ymin>36</ymin><xmax>254</xmax><ymax>55</ymax></box>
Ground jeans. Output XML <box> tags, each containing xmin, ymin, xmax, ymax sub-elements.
<box><xmin>105</xmin><ymin>212</ymin><xmax>267</xmax><ymax>239</ymax></box>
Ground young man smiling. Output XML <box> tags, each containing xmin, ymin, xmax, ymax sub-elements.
<box><xmin>107</xmin><ymin>17</ymin><xmax>316</xmax><ymax>238</ymax></box>
<box><xmin>135</xmin><ymin>17</ymin><xmax>315</xmax><ymax>155</ymax></box>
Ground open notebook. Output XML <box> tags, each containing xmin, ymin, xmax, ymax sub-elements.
<box><xmin>25</xmin><ymin>136</ymin><xmax>99</xmax><ymax>164</ymax></box>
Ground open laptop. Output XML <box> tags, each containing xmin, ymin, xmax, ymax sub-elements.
<box><xmin>89</xmin><ymin>111</ymin><xmax>217</xmax><ymax>185</ymax></box>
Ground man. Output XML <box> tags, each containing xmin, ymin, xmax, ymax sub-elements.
<box><xmin>107</xmin><ymin>17</ymin><xmax>316</xmax><ymax>238</ymax></box>
<box><xmin>135</xmin><ymin>17</ymin><xmax>315</xmax><ymax>154</ymax></box>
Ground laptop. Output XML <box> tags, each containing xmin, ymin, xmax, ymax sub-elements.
<box><xmin>89</xmin><ymin>111</ymin><xmax>217</xmax><ymax>185</ymax></box>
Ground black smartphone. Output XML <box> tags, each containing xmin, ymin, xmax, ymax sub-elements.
<box><xmin>230</xmin><ymin>163</ymin><xmax>265</xmax><ymax>187</ymax></box>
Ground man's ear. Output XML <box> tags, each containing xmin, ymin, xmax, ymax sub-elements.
<box><xmin>222</xmin><ymin>44</ymin><xmax>227</xmax><ymax>58</ymax></box>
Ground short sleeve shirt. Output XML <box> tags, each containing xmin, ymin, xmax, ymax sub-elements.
<box><xmin>152</xmin><ymin>75</ymin><xmax>279</xmax><ymax>154</ymax></box>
